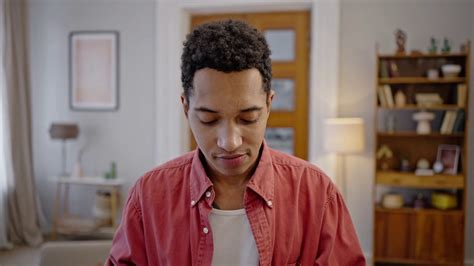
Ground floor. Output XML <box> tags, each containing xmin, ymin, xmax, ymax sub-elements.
<box><xmin>0</xmin><ymin>233</ymin><xmax>113</xmax><ymax>266</ymax></box>
<box><xmin>0</xmin><ymin>245</ymin><xmax>40</xmax><ymax>266</ymax></box>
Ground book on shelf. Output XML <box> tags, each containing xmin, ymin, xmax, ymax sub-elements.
<box><xmin>380</xmin><ymin>61</ymin><xmax>389</xmax><ymax>78</ymax></box>
<box><xmin>457</xmin><ymin>84</ymin><xmax>467</xmax><ymax>108</ymax></box>
<box><xmin>377</xmin><ymin>86</ymin><xmax>387</xmax><ymax>107</ymax></box>
<box><xmin>446</xmin><ymin>111</ymin><xmax>457</xmax><ymax>134</ymax></box>
<box><xmin>440</xmin><ymin>111</ymin><xmax>454</xmax><ymax>134</ymax></box>
<box><xmin>453</xmin><ymin>109</ymin><xmax>465</xmax><ymax>133</ymax></box>
<box><xmin>383</xmin><ymin>85</ymin><xmax>394</xmax><ymax>107</ymax></box>
<box><xmin>440</xmin><ymin>110</ymin><xmax>464</xmax><ymax>134</ymax></box>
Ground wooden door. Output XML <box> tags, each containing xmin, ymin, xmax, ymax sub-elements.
<box><xmin>189</xmin><ymin>11</ymin><xmax>310</xmax><ymax>160</ymax></box>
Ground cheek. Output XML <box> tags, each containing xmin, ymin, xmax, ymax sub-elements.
<box><xmin>241</xmin><ymin>122</ymin><xmax>267</xmax><ymax>144</ymax></box>
<box><xmin>189</xmin><ymin>119</ymin><xmax>215</xmax><ymax>145</ymax></box>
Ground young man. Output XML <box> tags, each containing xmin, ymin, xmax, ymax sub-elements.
<box><xmin>107</xmin><ymin>20</ymin><xmax>365</xmax><ymax>265</ymax></box>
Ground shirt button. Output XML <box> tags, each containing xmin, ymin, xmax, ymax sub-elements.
<box><xmin>267</xmin><ymin>200</ymin><xmax>273</xmax><ymax>207</ymax></box>
<box><xmin>203</xmin><ymin>227</ymin><xmax>209</xmax><ymax>234</ymax></box>
<box><xmin>205</xmin><ymin>191</ymin><xmax>211</xmax><ymax>198</ymax></box>
<box><xmin>191</xmin><ymin>200</ymin><xmax>196</xmax><ymax>206</ymax></box>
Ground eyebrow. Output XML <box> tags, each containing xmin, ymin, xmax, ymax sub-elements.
<box><xmin>194</xmin><ymin>106</ymin><xmax>263</xmax><ymax>113</ymax></box>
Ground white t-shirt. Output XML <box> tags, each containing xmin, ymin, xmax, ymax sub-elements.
<box><xmin>208</xmin><ymin>208</ymin><xmax>259</xmax><ymax>266</ymax></box>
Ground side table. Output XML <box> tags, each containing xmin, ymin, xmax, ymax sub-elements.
<box><xmin>50</xmin><ymin>176</ymin><xmax>125</xmax><ymax>239</ymax></box>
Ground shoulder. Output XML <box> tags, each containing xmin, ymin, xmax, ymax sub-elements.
<box><xmin>269</xmin><ymin>148</ymin><xmax>336</xmax><ymax>197</ymax></box>
<box><xmin>270</xmin><ymin>148</ymin><xmax>330</xmax><ymax>181</ymax></box>
<box><xmin>132</xmin><ymin>151</ymin><xmax>195</xmax><ymax>195</ymax></box>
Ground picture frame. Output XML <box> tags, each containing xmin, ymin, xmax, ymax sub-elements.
<box><xmin>69</xmin><ymin>31</ymin><xmax>119</xmax><ymax>111</ymax></box>
<box><xmin>436</xmin><ymin>144</ymin><xmax>460</xmax><ymax>175</ymax></box>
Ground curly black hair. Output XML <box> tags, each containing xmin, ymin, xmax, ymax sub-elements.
<box><xmin>181</xmin><ymin>20</ymin><xmax>272</xmax><ymax>102</ymax></box>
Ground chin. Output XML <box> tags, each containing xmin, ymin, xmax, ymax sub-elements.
<box><xmin>211</xmin><ymin>161</ymin><xmax>252</xmax><ymax>178</ymax></box>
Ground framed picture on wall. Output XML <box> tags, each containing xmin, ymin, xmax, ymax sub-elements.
<box><xmin>69</xmin><ymin>31</ymin><xmax>119</xmax><ymax>111</ymax></box>
<box><xmin>436</xmin><ymin>144</ymin><xmax>460</xmax><ymax>175</ymax></box>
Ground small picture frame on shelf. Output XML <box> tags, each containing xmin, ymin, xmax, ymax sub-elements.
<box><xmin>436</xmin><ymin>144</ymin><xmax>460</xmax><ymax>175</ymax></box>
<box><xmin>389</xmin><ymin>61</ymin><xmax>399</xmax><ymax>77</ymax></box>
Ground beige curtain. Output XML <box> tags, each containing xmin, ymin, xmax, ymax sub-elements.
<box><xmin>3</xmin><ymin>0</ymin><xmax>43</xmax><ymax>246</ymax></box>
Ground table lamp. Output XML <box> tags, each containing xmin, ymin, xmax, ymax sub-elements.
<box><xmin>49</xmin><ymin>123</ymin><xmax>79</xmax><ymax>176</ymax></box>
<box><xmin>323</xmin><ymin>118</ymin><xmax>365</xmax><ymax>198</ymax></box>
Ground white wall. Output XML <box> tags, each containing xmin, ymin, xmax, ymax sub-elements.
<box><xmin>339</xmin><ymin>0</ymin><xmax>474</xmax><ymax>259</ymax></box>
<box><xmin>28</xmin><ymin>0</ymin><xmax>156</xmax><ymax>231</ymax></box>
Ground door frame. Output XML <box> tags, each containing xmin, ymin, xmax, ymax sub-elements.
<box><xmin>154</xmin><ymin>0</ymin><xmax>341</xmax><ymax>174</ymax></box>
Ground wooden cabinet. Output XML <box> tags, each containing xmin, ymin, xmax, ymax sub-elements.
<box><xmin>375</xmin><ymin>209</ymin><xmax>464</xmax><ymax>264</ymax></box>
<box><xmin>373</xmin><ymin>42</ymin><xmax>470</xmax><ymax>265</ymax></box>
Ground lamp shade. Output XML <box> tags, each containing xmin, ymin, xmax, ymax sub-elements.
<box><xmin>49</xmin><ymin>123</ymin><xmax>79</xmax><ymax>140</ymax></box>
<box><xmin>323</xmin><ymin>118</ymin><xmax>365</xmax><ymax>154</ymax></box>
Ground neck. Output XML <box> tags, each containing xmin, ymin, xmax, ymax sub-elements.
<box><xmin>199</xmin><ymin>146</ymin><xmax>263</xmax><ymax>210</ymax></box>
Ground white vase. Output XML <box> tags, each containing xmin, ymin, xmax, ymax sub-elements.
<box><xmin>72</xmin><ymin>160</ymin><xmax>84</xmax><ymax>177</ymax></box>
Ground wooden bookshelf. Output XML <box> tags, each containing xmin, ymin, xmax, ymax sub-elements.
<box><xmin>373</xmin><ymin>41</ymin><xmax>470</xmax><ymax>265</ymax></box>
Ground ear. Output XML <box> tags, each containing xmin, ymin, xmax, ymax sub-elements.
<box><xmin>181</xmin><ymin>94</ymin><xmax>189</xmax><ymax>119</ymax></box>
<box><xmin>266</xmin><ymin>90</ymin><xmax>275</xmax><ymax>113</ymax></box>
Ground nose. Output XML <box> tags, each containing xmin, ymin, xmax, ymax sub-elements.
<box><xmin>217</xmin><ymin>123</ymin><xmax>242</xmax><ymax>152</ymax></box>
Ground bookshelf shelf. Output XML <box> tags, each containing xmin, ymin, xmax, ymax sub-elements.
<box><xmin>377</xmin><ymin>105</ymin><xmax>463</xmax><ymax>111</ymax></box>
<box><xmin>377</xmin><ymin>132</ymin><xmax>464</xmax><ymax>138</ymax></box>
<box><xmin>378</xmin><ymin>53</ymin><xmax>468</xmax><ymax>59</ymax></box>
<box><xmin>375</xmin><ymin>206</ymin><xmax>463</xmax><ymax>215</ymax></box>
<box><xmin>379</xmin><ymin>77</ymin><xmax>465</xmax><ymax>84</ymax></box>
<box><xmin>373</xmin><ymin>42</ymin><xmax>470</xmax><ymax>265</ymax></box>
<box><xmin>376</xmin><ymin>171</ymin><xmax>464</xmax><ymax>189</ymax></box>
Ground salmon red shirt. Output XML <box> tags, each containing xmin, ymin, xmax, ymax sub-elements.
<box><xmin>107</xmin><ymin>143</ymin><xmax>366</xmax><ymax>265</ymax></box>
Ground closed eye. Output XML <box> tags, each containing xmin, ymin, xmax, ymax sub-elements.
<box><xmin>200</xmin><ymin>120</ymin><xmax>218</xmax><ymax>125</ymax></box>
<box><xmin>240</xmin><ymin>119</ymin><xmax>258</xmax><ymax>125</ymax></box>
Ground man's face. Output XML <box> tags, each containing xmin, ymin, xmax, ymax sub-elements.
<box><xmin>182</xmin><ymin>68</ymin><xmax>273</xmax><ymax>180</ymax></box>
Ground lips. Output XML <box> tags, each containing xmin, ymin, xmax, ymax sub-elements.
<box><xmin>215</xmin><ymin>154</ymin><xmax>247</xmax><ymax>168</ymax></box>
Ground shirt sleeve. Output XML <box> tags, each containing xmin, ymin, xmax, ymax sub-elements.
<box><xmin>314</xmin><ymin>185</ymin><xmax>366</xmax><ymax>266</ymax></box>
<box><xmin>106</xmin><ymin>182</ymin><xmax>147</xmax><ymax>266</ymax></box>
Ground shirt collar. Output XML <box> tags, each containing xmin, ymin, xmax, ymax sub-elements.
<box><xmin>189</xmin><ymin>140</ymin><xmax>275</xmax><ymax>205</ymax></box>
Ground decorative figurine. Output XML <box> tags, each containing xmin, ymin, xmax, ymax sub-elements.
<box><xmin>395</xmin><ymin>29</ymin><xmax>407</xmax><ymax>54</ymax></box>
<box><xmin>413</xmin><ymin>111</ymin><xmax>435</xmax><ymax>134</ymax></box>
<box><xmin>427</xmin><ymin>69</ymin><xmax>439</xmax><ymax>80</ymax></box>
<box><xmin>428</xmin><ymin>37</ymin><xmax>438</xmax><ymax>54</ymax></box>
<box><xmin>416</xmin><ymin>158</ymin><xmax>430</xmax><ymax>170</ymax></box>
<box><xmin>394</xmin><ymin>90</ymin><xmax>407</xmax><ymax>107</ymax></box>
<box><xmin>441</xmin><ymin>38</ymin><xmax>451</xmax><ymax>54</ymax></box>
<box><xmin>433</xmin><ymin>160</ymin><xmax>444</xmax><ymax>174</ymax></box>
<box><xmin>104</xmin><ymin>161</ymin><xmax>117</xmax><ymax>179</ymax></box>
<box><xmin>413</xmin><ymin>193</ymin><xmax>426</xmax><ymax>209</ymax></box>
<box><xmin>415</xmin><ymin>158</ymin><xmax>434</xmax><ymax>176</ymax></box>
<box><xmin>376</xmin><ymin>145</ymin><xmax>394</xmax><ymax>170</ymax></box>
<box><xmin>400</xmin><ymin>157</ymin><xmax>411</xmax><ymax>172</ymax></box>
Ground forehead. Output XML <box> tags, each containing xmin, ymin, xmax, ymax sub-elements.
<box><xmin>190</xmin><ymin>68</ymin><xmax>266</xmax><ymax>109</ymax></box>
